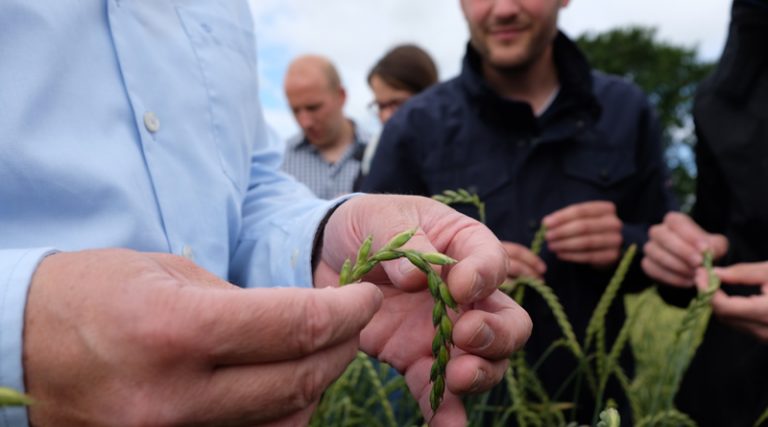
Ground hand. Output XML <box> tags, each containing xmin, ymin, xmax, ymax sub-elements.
<box><xmin>315</xmin><ymin>195</ymin><xmax>533</xmax><ymax>426</ymax></box>
<box><xmin>542</xmin><ymin>201</ymin><xmax>623</xmax><ymax>268</ymax></box>
<box><xmin>501</xmin><ymin>241</ymin><xmax>546</xmax><ymax>279</ymax></box>
<box><xmin>642</xmin><ymin>212</ymin><xmax>728</xmax><ymax>287</ymax></box>
<box><xmin>24</xmin><ymin>249</ymin><xmax>383</xmax><ymax>426</ymax></box>
<box><xmin>696</xmin><ymin>263</ymin><xmax>768</xmax><ymax>342</ymax></box>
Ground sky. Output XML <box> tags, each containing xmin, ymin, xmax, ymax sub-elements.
<box><xmin>248</xmin><ymin>0</ymin><xmax>731</xmax><ymax>141</ymax></box>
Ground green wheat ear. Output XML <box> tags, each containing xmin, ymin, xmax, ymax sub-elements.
<box><xmin>339</xmin><ymin>230</ymin><xmax>458</xmax><ymax>414</ymax></box>
<box><xmin>432</xmin><ymin>188</ymin><xmax>486</xmax><ymax>224</ymax></box>
<box><xmin>0</xmin><ymin>387</ymin><xmax>33</xmax><ymax>407</ymax></box>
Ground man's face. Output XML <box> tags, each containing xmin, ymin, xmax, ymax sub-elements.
<box><xmin>284</xmin><ymin>72</ymin><xmax>346</xmax><ymax>148</ymax></box>
<box><xmin>460</xmin><ymin>0</ymin><xmax>566</xmax><ymax>71</ymax></box>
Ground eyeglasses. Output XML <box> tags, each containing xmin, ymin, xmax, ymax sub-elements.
<box><xmin>367</xmin><ymin>98</ymin><xmax>409</xmax><ymax>114</ymax></box>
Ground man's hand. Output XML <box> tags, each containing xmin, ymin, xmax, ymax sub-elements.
<box><xmin>542</xmin><ymin>201</ymin><xmax>623</xmax><ymax>268</ymax></box>
<box><xmin>315</xmin><ymin>195</ymin><xmax>533</xmax><ymax>426</ymax></box>
<box><xmin>501</xmin><ymin>241</ymin><xmax>546</xmax><ymax>279</ymax></box>
<box><xmin>696</xmin><ymin>263</ymin><xmax>768</xmax><ymax>342</ymax></box>
<box><xmin>642</xmin><ymin>212</ymin><xmax>728</xmax><ymax>287</ymax></box>
<box><xmin>24</xmin><ymin>249</ymin><xmax>383</xmax><ymax>426</ymax></box>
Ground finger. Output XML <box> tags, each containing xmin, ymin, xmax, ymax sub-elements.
<box><xmin>709</xmin><ymin>288</ymin><xmax>768</xmax><ymax>323</ymax></box>
<box><xmin>648</xmin><ymin>222</ymin><xmax>704</xmax><ymax>267</ymax></box>
<box><xmin>542</xmin><ymin>201</ymin><xmax>615</xmax><ymax>229</ymax></box>
<box><xmin>501</xmin><ymin>241</ymin><xmax>546</xmax><ymax>275</ymax></box>
<box><xmin>643</xmin><ymin>239</ymin><xmax>698</xmax><ymax>278</ymax></box>
<box><xmin>377</xmin><ymin>228</ymin><xmax>442</xmax><ymax>292</ymax></box>
<box><xmin>443</xmin><ymin>225</ymin><xmax>509</xmax><ymax>305</ymax></box>
<box><xmin>445</xmin><ymin>353</ymin><xmax>509</xmax><ymax>395</ymax></box>
<box><xmin>193</xmin><ymin>283</ymin><xmax>382</xmax><ymax>364</ymax></box>
<box><xmin>714</xmin><ymin>262</ymin><xmax>768</xmax><ymax>285</ymax></box>
<box><xmin>663</xmin><ymin>212</ymin><xmax>713</xmax><ymax>254</ymax></box>
<box><xmin>553</xmin><ymin>248</ymin><xmax>621</xmax><ymax>267</ymax></box>
<box><xmin>507</xmin><ymin>260</ymin><xmax>543</xmax><ymax>279</ymax></box>
<box><xmin>546</xmin><ymin>215</ymin><xmax>622</xmax><ymax>242</ymax></box>
<box><xmin>192</xmin><ymin>336</ymin><xmax>359</xmax><ymax>424</ymax></box>
<box><xmin>642</xmin><ymin>256</ymin><xmax>694</xmax><ymax>287</ymax></box>
<box><xmin>403</xmin><ymin>356</ymin><xmax>468</xmax><ymax>427</ymax></box>
<box><xmin>546</xmin><ymin>232</ymin><xmax>622</xmax><ymax>252</ymax></box>
<box><xmin>452</xmin><ymin>291</ymin><xmax>531</xmax><ymax>360</ymax></box>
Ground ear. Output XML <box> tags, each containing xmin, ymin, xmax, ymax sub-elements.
<box><xmin>338</xmin><ymin>86</ymin><xmax>348</xmax><ymax>106</ymax></box>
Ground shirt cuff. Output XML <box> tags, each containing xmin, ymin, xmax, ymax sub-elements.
<box><xmin>0</xmin><ymin>248</ymin><xmax>57</xmax><ymax>427</ymax></box>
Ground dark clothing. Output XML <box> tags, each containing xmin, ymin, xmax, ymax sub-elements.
<box><xmin>363</xmin><ymin>32</ymin><xmax>675</xmax><ymax>418</ymax></box>
<box><xmin>673</xmin><ymin>1</ymin><xmax>768</xmax><ymax>425</ymax></box>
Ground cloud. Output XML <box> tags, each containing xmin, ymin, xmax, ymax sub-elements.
<box><xmin>249</xmin><ymin>0</ymin><xmax>729</xmax><ymax>141</ymax></box>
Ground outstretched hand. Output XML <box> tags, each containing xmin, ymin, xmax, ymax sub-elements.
<box><xmin>315</xmin><ymin>194</ymin><xmax>533</xmax><ymax>426</ymax></box>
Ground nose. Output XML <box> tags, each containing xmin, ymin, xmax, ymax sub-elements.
<box><xmin>296</xmin><ymin>110</ymin><xmax>314</xmax><ymax>130</ymax></box>
<box><xmin>493</xmin><ymin>0</ymin><xmax>521</xmax><ymax>17</ymax></box>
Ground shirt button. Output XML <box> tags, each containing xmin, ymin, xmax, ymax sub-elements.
<box><xmin>181</xmin><ymin>245</ymin><xmax>194</xmax><ymax>260</ymax></box>
<box><xmin>143</xmin><ymin>112</ymin><xmax>160</xmax><ymax>133</ymax></box>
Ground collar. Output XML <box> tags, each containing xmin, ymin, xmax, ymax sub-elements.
<box><xmin>289</xmin><ymin>119</ymin><xmax>368</xmax><ymax>152</ymax></box>
<box><xmin>459</xmin><ymin>31</ymin><xmax>601</xmax><ymax>129</ymax></box>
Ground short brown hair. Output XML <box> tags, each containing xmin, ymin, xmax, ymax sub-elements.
<box><xmin>367</xmin><ymin>44</ymin><xmax>438</xmax><ymax>94</ymax></box>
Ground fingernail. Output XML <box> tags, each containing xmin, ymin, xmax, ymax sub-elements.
<box><xmin>470</xmin><ymin>272</ymin><xmax>485</xmax><ymax>301</ymax></box>
<box><xmin>690</xmin><ymin>254</ymin><xmax>702</xmax><ymax>265</ymax></box>
<box><xmin>468</xmin><ymin>322</ymin><xmax>494</xmax><ymax>350</ymax></box>
<box><xmin>470</xmin><ymin>368</ymin><xmax>488</xmax><ymax>393</ymax></box>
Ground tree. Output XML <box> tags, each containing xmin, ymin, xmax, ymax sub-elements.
<box><xmin>576</xmin><ymin>27</ymin><xmax>715</xmax><ymax>211</ymax></box>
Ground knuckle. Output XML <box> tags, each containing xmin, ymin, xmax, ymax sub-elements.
<box><xmin>293</xmin><ymin>365</ymin><xmax>326</xmax><ymax>410</ymax></box>
<box><xmin>297</xmin><ymin>295</ymin><xmax>333</xmax><ymax>356</ymax></box>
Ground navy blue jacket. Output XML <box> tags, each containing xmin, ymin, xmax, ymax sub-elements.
<box><xmin>363</xmin><ymin>32</ymin><xmax>676</xmax><ymax>410</ymax></box>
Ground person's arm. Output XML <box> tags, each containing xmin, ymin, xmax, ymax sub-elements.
<box><xmin>228</xmin><ymin>109</ymin><xmax>355</xmax><ymax>289</ymax></box>
<box><xmin>0</xmin><ymin>248</ymin><xmax>57</xmax><ymax>426</ymax></box>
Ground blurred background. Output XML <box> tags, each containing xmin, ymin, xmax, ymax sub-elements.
<box><xmin>249</xmin><ymin>0</ymin><xmax>731</xmax><ymax>208</ymax></box>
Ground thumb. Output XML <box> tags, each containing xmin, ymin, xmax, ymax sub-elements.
<box><xmin>714</xmin><ymin>262</ymin><xmax>768</xmax><ymax>286</ymax></box>
<box><xmin>707</xmin><ymin>234</ymin><xmax>729</xmax><ymax>260</ymax></box>
<box><xmin>379</xmin><ymin>228</ymin><xmax>442</xmax><ymax>292</ymax></box>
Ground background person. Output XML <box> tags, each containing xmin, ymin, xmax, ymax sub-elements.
<box><xmin>0</xmin><ymin>2</ymin><xmax>532</xmax><ymax>426</ymax></box>
<box><xmin>356</xmin><ymin>44</ymin><xmax>440</xmax><ymax>189</ymax></box>
<box><xmin>282</xmin><ymin>55</ymin><xmax>369</xmax><ymax>199</ymax></box>
<box><xmin>363</xmin><ymin>0</ymin><xmax>675</xmax><ymax>418</ymax></box>
<box><xmin>641</xmin><ymin>0</ymin><xmax>768</xmax><ymax>424</ymax></box>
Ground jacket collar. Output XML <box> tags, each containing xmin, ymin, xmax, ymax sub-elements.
<box><xmin>459</xmin><ymin>31</ymin><xmax>601</xmax><ymax>130</ymax></box>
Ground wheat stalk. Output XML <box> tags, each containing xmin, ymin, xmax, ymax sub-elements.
<box><xmin>339</xmin><ymin>230</ymin><xmax>458</xmax><ymax>413</ymax></box>
<box><xmin>432</xmin><ymin>189</ymin><xmax>486</xmax><ymax>224</ymax></box>
<box><xmin>0</xmin><ymin>387</ymin><xmax>32</xmax><ymax>407</ymax></box>
<box><xmin>755</xmin><ymin>406</ymin><xmax>768</xmax><ymax>427</ymax></box>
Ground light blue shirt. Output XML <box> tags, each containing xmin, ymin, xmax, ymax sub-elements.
<box><xmin>0</xmin><ymin>2</ymin><xmax>340</xmax><ymax>425</ymax></box>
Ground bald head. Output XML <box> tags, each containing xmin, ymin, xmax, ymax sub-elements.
<box><xmin>283</xmin><ymin>55</ymin><xmax>349</xmax><ymax>150</ymax></box>
<box><xmin>285</xmin><ymin>55</ymin><xmax>342</xmax><ymax>92</ymax></box>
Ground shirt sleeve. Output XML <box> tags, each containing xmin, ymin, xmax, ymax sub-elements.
<box><xmin>0</xmin><ymin>248</ymin><xmax>57</xmax><ymax>427</ymax></box>
<box><xmin>228</xmin><ymin>108</ymin><xmax>357</xmax><ymax>289</ymax></box>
